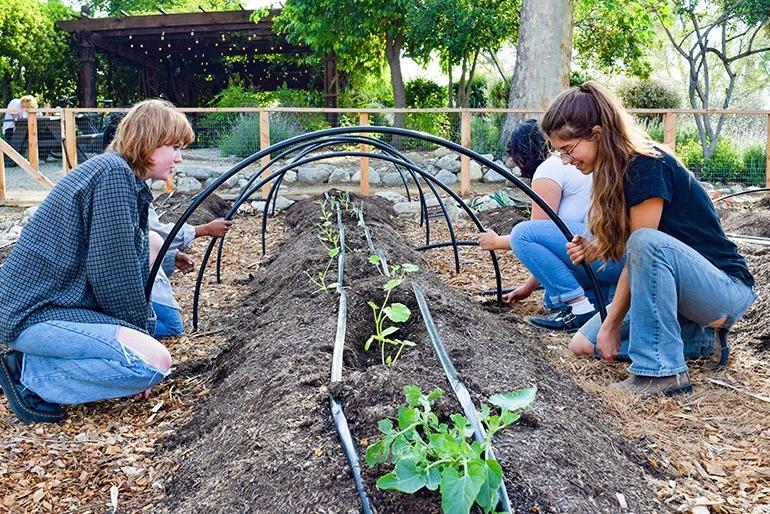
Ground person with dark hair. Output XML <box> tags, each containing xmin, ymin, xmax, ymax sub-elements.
<box><xmin>479</xmin><ymin>119</ymin><xmax>622</xmax><ymax>330</ymax></box>
<box><xmin>541</xmin><ymin>82</ymin><xmax>755</xmax><ymax>396</ymax></box>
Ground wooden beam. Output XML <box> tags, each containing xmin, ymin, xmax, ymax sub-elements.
<box><xmin>57</xmin><ymin>9</ymin><xmax>279</xmax><ymax>33</ymax></box>
<box><xmin>766</xmin><ymin>114</ymin><xmax>770</xmax><ymax>188</ymax></box>
<box><xmin>27</xmin><ymin>112</ymin><xmax>39</xmax><ymax>171</ymax></box>
<box><xmin>260</xmin><ymin>111</ymin><xmax>271</xmax><ymax>197</ymax></box>
<box><xmin>78</xmin><ymin>32</ymin><xmax>97</xmax><ymax>108</ymax></box>
<box><xmin>63</xmin><ymin>110</ymin><xmax>78</xmax><ymax>171</ymax></box>
<box><xmin>663</xmin><ymin>112</ymin><xmax>677</xmax><ymax>151</ymax></box>
<box><xmin>460</xmin><ymin>111</ymin><xmax>471</xmax><ymax>196</ymax></box>
<box><xmin>0</xmin><ymin>145</ymin><xmax>5</xmax><ymax>201</ymax></box>
<box><xmin>359</xmin><ymin>113</ymin><xmax>370</xmax><ymax>196</ymax></box>
<box><xmin>0</xmin><ymin>138</ymin><xmax>54</xmax><ymax>190</ymax></box>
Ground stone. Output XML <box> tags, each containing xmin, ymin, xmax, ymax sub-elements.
<box><xmin>480</xmin><ymin>153</ymin><xmax>495</xmax><ymax>162</ymax></box>
<box><xmin>151</xmin><ymin>180</ymin><xmax>166</xmax><ymax>191</ymax></box>
<box><xmin>328</xmin><ymin>168</ymin><xmax>352</xmax><ymax>184</ymax></box>
<box><xmin>375</xmin><ymin>191</ymin><xmax>408</xmax><ymax>204</ymax></box>
<box><xmin>252</xmin><ymin>196</ymin><xmax>295</xmax><ymax>213</ymax></box>
<box><xmin>7</xmin><ymin>225</ymin><xmax>23</xmax><ymax>238</ymax></box>
<box><xmin>176</xmin><ymin>176</ymin><xmax>203</xmax><ymax>192</ymax></box>
<box><xmin>0</xmin><ymin>221</ymin><xmax>15</xmax><ymax>231</ymax></box>
<box><xmin>352</xmin><ymin>168</ymin><xmax>381</xmax><ymax>185</ymax></box>
<box><xmin>392</xmin><ymin>201</ymin><xmax>422</xmax><ymax>218</ymax></box>
<box><xmin>431</xmin><ymin>147</ymin><xmax>452</xmax><ymax>158</ymax></box>
<box><xmin>24</xmin><ymin>205</ymin><xmax>39</xmax><ymax>218</ymax></box>
<box><xmin>381</xmin><ymin>171</ymin><xmax>413</xmax><ymax>187</ymax></box>
<box><xmin>297</xmin><ymin>165</ymin><xmax>332</xmax><ymax>183</ymax></box>
<box><xmin>469</xmin><ymin>161</ymin><xmax>483</xmax><ymax>180</ymax></box>
<box><xmin>483</xmin><ymin>169</ymin><xmax>507</xmax><ymax>183</ymax></box>
<box><xmin>281</xmin><ymin>170</ymin><xmax>298</xmax><ymax>183</ymax></box>
<box><xmin>435</xmin><ymin>169</ymin><xmax>458</xmax><ymax>185</ymax></box>
<box><xmin>436</xmin><ymin>153</ymin><xmax>460</xmax><ymax>173</ymax></box>
<box><xmin>425</xmin><ymin>198</ymin><xmax>459</xmax><ymax>222</ymax></box>
<box><xmin>179</xmin><ymin>166</ymin><xmax>213</xmax><ymax>180</ymax></box>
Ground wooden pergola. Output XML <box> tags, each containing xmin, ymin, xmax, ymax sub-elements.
<box><xmin>58</xmin><ymin>9</ymin><xmax>338</xmax><ymax>107</ymax></box>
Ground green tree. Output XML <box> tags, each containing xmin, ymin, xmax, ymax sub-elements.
<box><xmin>653</xmin><ymin>0</ymin><xmax>770</xmax><ymax>160</ymax></box>
<box><xmin>405</xmin><ymin>0</ymin><xmax>520</xmax><ymax>108</ymax></box>
<box><xmin>274</xmin><ymin>0</ymin><xmax>410</xmax><ymax>138</ymax></box>
<box><xmin>0</xmin><ymin>0</ymin><xmax>78</xmax><ymax>105</ymax></box>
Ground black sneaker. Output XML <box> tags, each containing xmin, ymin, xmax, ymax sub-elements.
<box><xmin>529</xmin><ymin>307</ymin><xmax>597</xmax><ymax>332</ymax></box>
<box><xmin>610</xmin><ymin>371</ymin><xmax>693</xmax><ymax>397</ymax></box>
<box><xmin>0</xmin><ymin>351</ymin><xmax>63</xmax><ymax>423</ymax></box>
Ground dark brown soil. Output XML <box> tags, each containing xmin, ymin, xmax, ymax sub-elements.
<box><xmin>153</xmin><ymin>190</ymin><xmax>231</xmax><ymax>226</ymax></box>
<box><xmin>160</xmin><ymin>193</ymin><xmax>666</xmax><ymax>513</ymax></box>
<box><xmin>715</xmin><ymin>192</ymin><xmax>770</xmax><ymax>237</ymax></box>
<box><xmin>475</xmin><ymin>206</ymin><xmax>529</xmax><ymax>235</ymax></box>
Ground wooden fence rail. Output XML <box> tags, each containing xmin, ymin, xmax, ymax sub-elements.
<box><xmin>1</xmin><ymin>107</ymin><xmax>769</xmax><ymax>202</ymax></box>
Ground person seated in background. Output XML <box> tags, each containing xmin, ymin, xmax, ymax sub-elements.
<box><xmin>2</xmin><ymin>95</ymin><xmax>37</xmax><ymax>139</ymax></box>
<box><xmin>147</xmin><ymin>205</ymin><xmax>232</xmax><ymax>338</ymax></box>
<box><xmin>478</xmin><ymin>119</ymin><xmax>623</xmax><ymax>331</ymax></box>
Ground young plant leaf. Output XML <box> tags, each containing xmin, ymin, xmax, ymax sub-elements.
<box><xmin>384</xmin><ymin>303</ymin><xmax>410</xmax><ymax>323</ymax></box>
<box><xmin>376</xmin><ymin>459</ymin><xmax>427</xmax><ymax>494</ymax></box>
<box><xmin>440</xmin><ymin>461</ymin><xmax>486</xmax><ymax>514</ymax></box>
<box><xmin>368</xmin><ymin>254</ymin><xmax>381</xmax><ymax>265</ymax></box>
<box><xmin>475</xmin><ymin>459</ymin><xmax>503</xmax><ymax>513</ymax></box>
<box><xmin>384</xmin><ymin>278</ymin><xmax>403</xmax><ymax>291</ymax></box>
<box><xmin>488</xmin><ymin>387</ymin><xmax>537</xmax><ymax>413</ymax></box>
<box><xmin>381</xmin><ymin>326</ymin><xmax>399</xmax><ymax>337</ymax></box>
<box><xmin>404</xmin><ymin>385</ymin><xmax>422</xmax><ymax>407</ymax></box>
<box><xmin>364</xmin><ymin>335</ymin><xmax>375</xmax><ymax>351</ymax></box>
<box><xmin>402</xmin><ymin>263</ymin><xmax>419</xmax><ymax>273</ymax></box>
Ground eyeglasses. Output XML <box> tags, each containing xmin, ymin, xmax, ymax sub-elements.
<box><xmin>551</xmin><ymin>138</ymin><xmax>584</xmax><ymax>164</ymax></box>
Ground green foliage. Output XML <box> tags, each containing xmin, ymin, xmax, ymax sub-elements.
<box><xmin>306</xmin><ymin>197</ymin><xmax>342</xmax><ymax>294</ymax></box>
<box><xmin>644</xmin><ymin>122</ymin><xmax>700</xmax><ymax>147</ymax></box>
<box><xmin>0</xmin><ymin>0</ymin><xmax>78</xmax><ymax>104</ymax></box>
<box><xmin>678</xmin><ymin>138</ymin><xmax>743</xmax><ymax>184</ymax></box>
<box><xmin>570</xmin><ymin>69</ymin><xmax>594</xmax><ymax>87</ymax></box>
<box><xmin>218</xmin><ymin>113</ymin><xmax>304</xmax><ymax>158</ymax></box>
<box><xmin>470</xmin><ymin>115</ymin><xmax>505</xmax><ymax>156</ymax></box>
<box><xmin>404</xmin><ymin>78</ymin><xmax>450</xmax><ymax>140</ymax></box>
<box><xmin>405</xmin><ymin>0</ymin><xmax>520</xmax><ymax>107</ymax></box>
<box><xmin>366</xmin><ymin>385</ymin><xmax>537</xmax><ymax>514</ymax></box>
<box><xmin>89</xmin><ymin>0</ymin><xmax>240</xmax><ymax>16</ymax></box>
<box><xmin>487</xmin><ymin>79</ymin><xmax>509</xmax><ymax>109</ymax></box>
<box><xmin>452</xmin><ymin>76</ymin><xmax>487</xmax><ymax>108</ymax></box>
<box><xmin>617</xmin><ymin>79</ymin><xmax>681</xmax><ymax>110</ymax></box>
<box><xmin>365</xmin><ymin>256</ymin><xmax>419</xmax><ymax>366</ymax></box>
<box><xmin>573</xmin><ymin>0</ymin><xmax>663</xmax><ymax>78</ymax></box>
<box><xmin>742</xmin><ymin>145</ymin><xmax>768</xmax><ymax>187</ymax></box>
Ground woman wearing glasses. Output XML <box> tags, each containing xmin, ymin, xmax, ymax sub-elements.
<box><xmin>541</xmin><ymin>82</ymin><xmax>755</xmax><ymax>396</ymax></box>
<box><xmin>478</xmin><ymin>120</ymin><xmax>622</xmax><ymax>331</ymax></box>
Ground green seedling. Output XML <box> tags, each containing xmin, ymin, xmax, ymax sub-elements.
<box><xmin>365</xmin><ymin>385</ymin><xmax>537</xmax><ymax>514</ymax></box>
<box><xmin>364</xmin><ymin>258</ymin><xmax>419</xmax><ymax>365</ymax></box>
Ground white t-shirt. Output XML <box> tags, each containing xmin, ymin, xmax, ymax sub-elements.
<box><xmin>532</xmin><ymin>156</ymin><xmax>592</xmax><ymax>223</ymax></box>
<box><xmin>2</xmin><ymin>99</ymin><xmax>23</xmax><ymax>132</ymax></box>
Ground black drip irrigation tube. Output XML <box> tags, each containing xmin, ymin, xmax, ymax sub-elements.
<box><xmin>712</xmin><ymin>187</ymin><xmax>770</xmax><ymax>203</ymax></box>
<box><xmin>328</xmin><ymin>195</ymin><xmax>374</xmax><ymax>514</ymax></box>
<box><xmin>411</xmin><ymin>282</ymin><xmax>513</xmax><ymax>513</ymax></box>
<box><xmin>146</xmin><ymin>126</ymin><xmax>606</xmax><ymax>326</ymax></box>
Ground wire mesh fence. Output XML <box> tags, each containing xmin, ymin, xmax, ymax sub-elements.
<box><xmin>1</xmin><ymin>107</ymin><xmax>768</xmax><ymax>202</ymax></box>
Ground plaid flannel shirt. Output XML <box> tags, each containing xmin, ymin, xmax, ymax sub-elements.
<box><xmin>0</xmin><ymin>153</ymin><xmax>155</xmax><ymax>343</ymax></box>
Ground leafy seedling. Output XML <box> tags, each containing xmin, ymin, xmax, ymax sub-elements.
<box><xmin>366</xmin><ymin>385</ymin><xmax>537</xmax><ymax>514</ymax></box>
<box><xmin>364</xmin><ymin>259</ymin><xmax>419</xmax><ymax>365</ymax></box>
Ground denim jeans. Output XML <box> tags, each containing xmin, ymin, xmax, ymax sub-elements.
<box><xmin>8</xmin><ymin>320</ymin><xmax>169</xmax><ymax>404</ymax></box>
<box><xmin>578</xmin><ymin>229</ymin><xmax>756</xmax><ymax>377</ymax></box>
<box><xmin>510</xmin><ymin>220</ymin><xmax>623</xmax><ymax>309</ymax></box>
<box><xmin>152</xmin><ymin>302</ymin><xmax>184</xmax><ymax>339</ymax></box>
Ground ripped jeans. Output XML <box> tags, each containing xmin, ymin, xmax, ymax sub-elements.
<box><xmin>7</xmin><ymin>320</ymin><xmax>169</xmax><ymax>404</ymax></box>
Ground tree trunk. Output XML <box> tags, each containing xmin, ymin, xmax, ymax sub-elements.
<box><xmin>385</xmin><ymin>32</ymin><xmax>406</xmax><ymax>148</ymax></box>
<box><xmin>500</xmin><ymin>0</ymin><xmax>573</xmax><ymax>148</ymax></box>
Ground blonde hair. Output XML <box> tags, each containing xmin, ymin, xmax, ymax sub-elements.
<box><xmin>107</xmin><ymin>99</ymin><xmax>194</xmax><ymax>178</ymax></box>
<box><xmin>541</xmin><ymin>81</ymin><xmax>660</xmax><ymax>262</ymax></box>
<box><xmin>20</xmin><ymin>95</ymin><xmax>38</xmax><ymax>109</ymax></box>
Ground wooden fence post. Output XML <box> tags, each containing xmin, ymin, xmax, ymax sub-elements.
<box><xmin>359</xmin><ymin>112</ymin><xmax>370</xmax><ymax>196</ymax></box>
<box><xmin>63</xmin><ymin>109</ymin><xmax>77</xmax><ymax>172</ymax></box>
<box><xmin>460</xmin><ymin>111</ymin><xmax>471</xmax><ymax>196</ymax></box>
<box><xmin>27</xmin><ymin>111</ymin><xmax>39</xmax><ymax>171</ymax></box>
<box><xmin>663</xmin><ymin>112</ymin><xmax>677</xmax><ymax>151</ymax></box>
<box><xmin>260</xmin><ymin>111</ymin><xmax>271</xmax><ymax>197</ymax></box>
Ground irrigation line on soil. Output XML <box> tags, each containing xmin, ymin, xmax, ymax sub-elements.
<box><xmin>148</xmin><ymin>126</ymin><xmax>605</xmax><ymax>321</ymax></box>
<box><xmin>327</xmin><ymin>196</ymin><xmax>374</xmax><ymax>514</ymax></box>
<box><xmin>355</xmin><ymin>202</ymin><xmax>390</xmax><ymax>277</ymax></box>
<box><xmin>727</xmin><ymin>233</ymin><xmax>770</xmax><ymax>246</ymax></box>
<box><xmin>712</xmin><ymin>187</ymin><xmax>770</xmax><ymax>203</ymax></box>
<box><xmin>411</xmin><ymin>282</ymin><xmax>513</xmax><ymax>513</ymax></box>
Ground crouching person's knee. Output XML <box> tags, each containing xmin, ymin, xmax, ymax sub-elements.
<box><xmin>569</xmin><ymin>332</ymin><xmax>595</xmax><ymax>357</ymax></box>
<box><xmin>117</xmin><ymin>326</ymin><xmax>173</xmax><ymax>373</ymax></box>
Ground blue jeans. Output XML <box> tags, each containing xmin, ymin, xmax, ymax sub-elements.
<box><xmin>510</xmin><ymin>220</ymin><xmax>623</xmax><ymax>309</ymax></box>
<box><xmin>152</xmin><ymin>302</ymin><xmax>184</xmax><ymax>339</ymax></box>
<box><xmin>578</xmin><ymin>229</ymin><xmax>756</xmax><ymax>377</ymax></box>
<box><xmin>8</xmin><ymin>320</ymin><xmax>169</xmax><ymax>404</ymax></box>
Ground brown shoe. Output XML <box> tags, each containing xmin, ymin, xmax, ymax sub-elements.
<box><xmin>610</xmin><ymin>372</ymin><xmax>693</xmax><ymax>397</ymax></box>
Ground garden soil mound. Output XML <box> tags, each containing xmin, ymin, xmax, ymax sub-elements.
<box><xmin>160</xmin><ymin>193</ymin><xmax>666</xmax><ymax>513</ymax></box>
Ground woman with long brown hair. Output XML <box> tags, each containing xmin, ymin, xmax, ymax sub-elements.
<box><xmin>540</xmin><ymin>82</ymin><xmax>755</xmax><ymax>396</ymax></box>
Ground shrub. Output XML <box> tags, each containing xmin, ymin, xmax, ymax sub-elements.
<box><xmin>679</xmin><ymin>138</ymin><xmax>743</xmax><ymax>184</ymax></box>
<box><xmin>618</xmin><ymin>79</ymin><xmax>681</xmax><ymax>123</ymax></box>
<box><xmin>470</xmin><ymin>115</ymin><xmax>505</xmax><ymax>155</ymax></box>
<box><xmin>218</xmin><ymin>112</ymin><xmax>304</xmax><ymax>158</ymax></box>
<box><xmin>643</xmin><ymin>122</ymin><xmax>700</xmax><ymax>147</ymax></box>
<box><xmin>404</xmin><ymin>78</ymin><xmax>450</xmax><ymax>142</ymax></box>
<box><xmin>742</xmin><ymin>145</ymin><xmax>768</xmax><ymax>186</ymax></box>
<box><xmin>487</xmin><ymin>78</ymin><xmax>509</xmax><ymax>108</ymax></box>
<box><xmin>453</xmin><ymin>76</ymin><xmax>487</xmax><ymax>108</ymax></box>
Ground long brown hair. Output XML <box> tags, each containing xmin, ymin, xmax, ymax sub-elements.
<box><xmin>107</xmin><ymin>99</ymin><xmax>194</xmax><ymax>178</ymax></box>
<box><xmin>541</xmin><ymin>82</ymin><xmax>660</xmax><ymax>261</ymax></box>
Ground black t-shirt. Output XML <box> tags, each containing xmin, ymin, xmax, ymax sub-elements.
<box><xmin>624</xmin><ymin>151</ymin><xmax>754</xmax><ymax>287</ymax></box>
